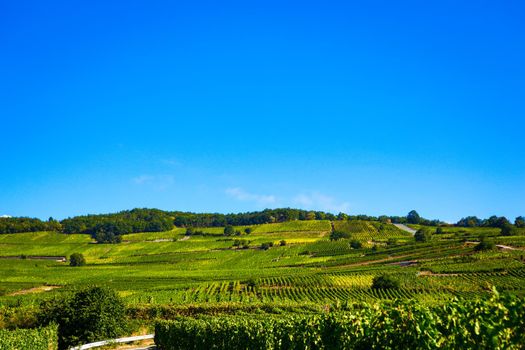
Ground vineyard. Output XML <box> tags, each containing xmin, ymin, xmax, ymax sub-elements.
<box><xmin>0</xmin><ymin>219</ymin><xmax>524</xmax><ymax>348</ymax></box>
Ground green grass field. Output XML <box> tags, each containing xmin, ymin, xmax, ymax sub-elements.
<box><xmin>1</xmin><ymin>220</ymin><xmax>524</xmax><ymax>315</ymax></box>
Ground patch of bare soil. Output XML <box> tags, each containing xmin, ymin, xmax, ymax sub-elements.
<box><xmin>9</xmin><ymin>285</ymin><xmax>61</xmax><ymax>296</ymax></box>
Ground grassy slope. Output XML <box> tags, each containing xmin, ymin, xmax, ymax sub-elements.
<box><xmin>0</xmin><ymin>221</ymin><xmax>524</xmax><ymax>309</ymax></box>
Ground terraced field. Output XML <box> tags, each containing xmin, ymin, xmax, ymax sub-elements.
<box><xmin>1</xmin><ymin>220</ymin><xmax>524</xmax><ymax>314</ymax></box>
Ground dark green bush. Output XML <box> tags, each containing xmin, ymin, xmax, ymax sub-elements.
<box><xmin>69</xmin><ymin>253</ymin><xmax>86</xmax><ymax>267</ymax></box>
<box><xmin>38</xmin><ymin>286</ymin><xmax>127</xmax><ymax>349</ymax></box>
<box><xmin>371</xmin><ymin>274</ymin><xmax>400</xmax><ymax>289</ymax></box>
<box><xmin>415</xmin><ymin>228</ymin><xmax>432</xmax><ymax>242</ymax></box>
<box><xmin>330</xmin><ymin>230</ymin><xmax>350</xmax><ymax>241</ymax></box>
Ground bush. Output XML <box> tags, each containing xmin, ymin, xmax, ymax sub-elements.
<box><xmin>260</xmin><ymin>242</ymin><xmax>273</xmax><ymax>250</ymax></box>
<box><xmin>0</xmin><ymin>324</ymin><xmax>58</xmax><ymax>350</ymax></box>
<box><xmin>69</xmin><ymin>253</ymin><xmax>86</xmax><ymax>267</ymax></box>
<box><xmin>223</xmin><ymin>225</ymin><xmax>234</xmax><ymax>236</ymax></box>
<box><xmin>475</xmin><ymin>237</ymin><xmax>495</xmax><ymax>251</ymax></box>
<box><xmin>244</xmin><ymin>228</ymin><xmax>252</xmax><ymax>234</ymax></box>
<box><xmin>38</xmin><ymin>286</ymin><xmax>127</xmax><ymax>350</ymax></box>
<box><xmin>280</xmin><ymin>240</ymin><xmax>286</xmax><ymax>246</ymax></box>
<box><xmin>330</xmin><ymin>230</ymin><xmax>350</xmax><ymax>241</ymax></box>
<box><xmin>415</xmin><ymin>228</ymin><xmax>432</xmax><ymax>242</ymax></box>
<box><xmin>350</xmin><ymin>239</ymin><xmax>362</xmax><ymax>249</ymax></box>
<box><xmin>371</xmin><ymin>274</ymin><xmax>400</xmax><ymax>289</ymax></box>
<box><xmin>500</xmin><ymin>223</ymin><xmax>516</xmax><ymax>236</ymax></box>
<box><xmin>435</xmin><ymin>227</ymin><xmax>443</xmax><ymax>234</ymax></box>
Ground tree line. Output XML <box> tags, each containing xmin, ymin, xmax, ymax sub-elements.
<box><xmin>1</xmin><ymin>208</ymin><xmax>523</xmax><ymax>242</ymax></box>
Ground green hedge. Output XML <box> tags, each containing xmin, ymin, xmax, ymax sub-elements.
<box><xmin>0</xmin><ymin>324</ymin><xmax>58</xmax><ymax>350</ymax></box>
<box><xmin>155</xmin><ymin>292</ymin><xmax>525</xmax><ymax>349</ymax></box>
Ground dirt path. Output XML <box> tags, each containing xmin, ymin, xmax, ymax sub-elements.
<box><xmin>393</xmin><ymin>224</ymin><xmax>417</xmax><ymax>235</ymax></box>
<box><xmin>9</xmin><ymin>285</ymin><xmax>60</xmax><ymax>296</ymax></box>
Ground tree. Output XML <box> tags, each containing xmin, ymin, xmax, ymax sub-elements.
<box><xmin>185</xmin><ymin>227</ymin><xmax>194</xmax><ymax>236</ymax></box>
<box><xmin>500</xmin><ymin>223</ymin><xmax>516</xmax><ymax>236</ymax></box>
<box><xmin>456</xmin><ymin>216</ymin><xmax>482</xmax><ymax>227</ymax></box>
<box><xmin>38</xmin><ymin>286</ymin><xmax>127</xmax><ymax>350</ymax></box>
<box><xmin>69</xmin><ymin>253</ymin><xmax>86</xmax><ymax>267</ymax></box>
<box><xmin>415</xmin><ymin>228</ymin><xmax>432</xmax><ymax>242</ymax></box>
<box><xmin>515</xmin><ymin>216</ymin><xmax>525</xmax><ymax>228</ymax></box>
<box><xmin>435</xmin><ymin>227</ymin><xmax>443</xmax><ymax>234</ymax></box>
<box><xmin>350</xmin><ymin>240</ymin><xmax>362</xmax><ymax>249</ymax></box>
<box><xmin>484</xmin><ymin>216</ymin><xmax>510</xmax><ymax>228</ymax></box>
<box><xmin>371</xmin><ymin>274</ymin><xmax>400</xmax><ymax>289</ymax></box>
<box><xmin>407</xmin><ymin>210</ymin><xmax>421</xmax><ymax>224</ymax></box>
<box><xmin>244</xmin><ymin>228</ymin><xmax>252</xmax><ymax>234</ymax></box>
<box><xmin>475</xmin><ymin>236</ymin><xmax>495</xmax><ymax>251</ymax></box>
<box><xmin>223</xmin><ymin>225</ymin><xmax>234</xmax><ymax>236</ymax></box>
<box><xmin>280</xmin><ymin>240</ymin><xmax>286</xmax><ymax>246</ymax></box>
<box><xmin>260</xmin><ymin>242</ymin><xmax>273</xmax><ymax>250</ymax></box>
<box><xmin>330</xmin><ymin>230</ymin><xmax>350</xmax><ymax>241</ymax></box>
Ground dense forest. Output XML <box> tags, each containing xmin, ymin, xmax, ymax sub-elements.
<box><xmin>1</xmin><ymin>208</ymin><xmax>523</xmax><ymax>242</ymax></box>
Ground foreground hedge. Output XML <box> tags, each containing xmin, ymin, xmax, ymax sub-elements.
<box><xmin>155</xmin><ymin>292</ymin><xmax>525</xmax><ymax>349</ymax></box>
<box><xmin>0</xmin><ymin>324</ymin><xmax>58</xmax><ymax>350</ymax></box>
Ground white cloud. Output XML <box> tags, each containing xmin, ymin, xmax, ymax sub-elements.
<box><xmin>225</xmin><ymin>187</ymin><xmax>277</xmax><ymax>206</ymax></box>
<box><xmin>131</xmin><ymin>174</ymin><xmax>174</xmax><ymax>190</ymax></box>
<box><xmin>0</xmin><ymin>215</ymin><xmax>12</xmax><ymax>218</ymax></box>
<box><xmin>293</xmin><ymin>192</ymin><xmax>350</xmax><ymax>213</ymax></box>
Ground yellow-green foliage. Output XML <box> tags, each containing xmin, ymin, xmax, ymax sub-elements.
<box><xmin>0</xmin><ymin>324</ymin><xmax>58</xmax><ymax>350</ymax></box>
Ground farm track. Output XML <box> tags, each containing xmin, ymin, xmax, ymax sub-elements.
<box><xmin>8</xmin><ymin>285</ymin><xmax>61</xmax><ymax>296</ymax></box>
<box><xmin>393</xmin><ymin>224</ymin><xmax>417</xmax><ymax>235</ymax></box>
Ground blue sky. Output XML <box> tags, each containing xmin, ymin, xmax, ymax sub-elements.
<box><xmin>1</xmin><ymin>0</ymin><xmax>524</xmax><ymax>222</ymax></box>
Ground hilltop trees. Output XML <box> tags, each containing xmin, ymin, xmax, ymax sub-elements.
<box><xmin>61</xmin><ymin>209</ymin><xmax>173</xmax><ymax>243</ymax></box>
<box><xmin>515</xmin><ymin>216</ymin><xmax>525</xmax><ymax>228</ymax></box>
<box><xmin>407</xmin><ymin>210</ymin><xmax>421</xmax><ymax>224</ymax></box>
<box><xmin>0</xmin><ymin>217</ymin><xmax>62</xmax><ymax>234</ymax></box>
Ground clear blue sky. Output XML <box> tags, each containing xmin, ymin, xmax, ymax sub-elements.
<box><xmin>1</xmin><ymin>0</ymin><xmax>524</xmax><ymax>223</ymax></box>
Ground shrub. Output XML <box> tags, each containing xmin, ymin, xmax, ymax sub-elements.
<box><xmin>69</xmin><ymin>253</ymin><xmax>86</xmax><ymax>267</ymax></box>
<box><xmin>330</xmin><ymin>230</ymin><xmax>350</xmax><ymax>241</ymax></box>
<box><xmin>415</xmin><ymin>228</ymin><xmax>432</xmax><ymax>242</ymax></box>
<box><xmin>500</xmin><ymin>223</ymin><xmax>516</xmax><ymax>236</ymax></box>
<box><xmin>260</xmin><ymin>242</ymin><xmax>273</xmax><ymax>250</ymax></box>
<box><xmin>371</xmin><ymin>274</ymin><xmax>400</xmax><ymax>289</ymax></box>
<box><xmin>38</xmin><ymin>286</ymin><xmax>127</xmax><ymax>350</ymax></box>
<box><xmin>223</xmin><ymin>225</ymin><xmax>234</xmax><ymax>236</ymax></box>
<box><xmin>350</xmin><ymin>239</ymin><xmax>362</xmax><ymax>249</ymax></box>
<box><xmin>435</xmin><ymin>227</ymin><xmax>443</xmax><ymax>234</ymax></box>
<box><xmin>280</xmin><ymin>240</ymin><xmax>286</xmax><ymax>246</ymax></box>
<box><xmin>475</xmin><ymin>237</ymin><xmax>495</xmax><ymax>251</ymax></box>
<box><xmin>244</xmin><ymin>228</ymin><xmax>252</xmax><ymax>234</ymax></box>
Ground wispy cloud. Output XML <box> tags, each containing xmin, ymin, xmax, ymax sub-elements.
<box><xmin>293</xmin><ymin>192</ymin><xmax>350</xmax><ymax>213</ymax></box>
<box><xmin>131</xmin><ymin>174</ymin><xmax>174</xmax><ymax>191</ymax></box>
<box><xmin>225</xmin><ymin>187</ymin><xmax>277</xmax><ymax>206</ymax></box>
<box><xmin>161</xmin><ymin>158</ymin><xmax>182</xmax><ymax>167</ymax></box>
